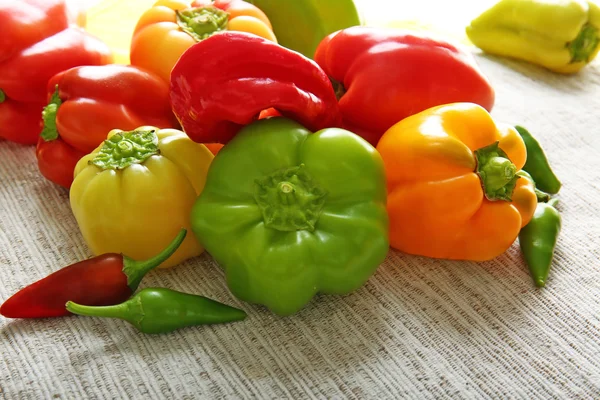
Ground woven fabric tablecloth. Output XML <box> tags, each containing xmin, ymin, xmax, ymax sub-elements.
<box><xmin>2</xmin><ymin>9</ymin><xmax>600</xmax><ymax>400</ymax></box>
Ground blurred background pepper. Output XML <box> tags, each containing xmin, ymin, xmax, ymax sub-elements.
<box><xmin>0</xmin><ymin>0</ymin><xmax>113</xmax><ymax>145</ymax></box>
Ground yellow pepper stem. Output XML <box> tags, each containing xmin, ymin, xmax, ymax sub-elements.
<box><xmin>90</xmin><ymin>129</ymin><xmax>160</xmax><ymax>170</ymax></box>
<box><xmin>569</xmin><ymin>23</ymin><xmax>600</xmax><ymax>62</ymax></box>
<box><xmin>475</xmin><ymin>142</ymin><xmax>520</xmax><ymax>201</ymax></box>
<box><xmin>176</xmin><ymin>6</ymin><xmax>229</xmax><ymax>41</ymax></box>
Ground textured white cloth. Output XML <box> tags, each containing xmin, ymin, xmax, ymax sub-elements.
<box><xmin>1</xmin><ymin>52</ymin><xmax>600</xmax><ymax>398</ymax></box>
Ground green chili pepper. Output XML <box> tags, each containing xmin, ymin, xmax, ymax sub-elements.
<box><xmin>515</xmin><ymin>126</ymin><xmax>562</xmax><ymax>194</ymax></box>
<box><xmin>517</xmin><ymin>170</ymin><xmax>551</xmax><ymax>203</ymax></box>
<box><xmin>66</xmin><ymin>288</ymin><xmax>247</xmax><ymax>334</ymax></box>
<box><xmin>519</xmin><ymin>198</ymin><xmax>562</xmax><ymax>287</ymax></box>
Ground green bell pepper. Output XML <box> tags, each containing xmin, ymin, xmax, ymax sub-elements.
<box><xmin>191</xmin><ymin>117</ymin><xmax>389</xmax><ymax>316</ymax></box>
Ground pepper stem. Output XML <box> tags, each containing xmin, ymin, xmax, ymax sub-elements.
<box><xmin>40</xmin><ymin>85</ymin><xmax>62</xmax><ymax>142</ymax></box>
<box><xmin>66</xmin><ymin>300</ymin><xmax>132</xmax><ymax>320</ymax></box>
<box><xmin>568</xmin><ymin>23</ymin><xmax>600</xmax><ymax>63</ymax></box>
<box><xmin>176</xmin><ymin>7</ymin><xmax>229</xmax><ymax>41</ymax></box>
<box><xmin>89</xmin><ymin>128</ymin><xmax>160</xmax><ymax>170</ymax></box>
<box><xmin>475</xmin><ymin>142</ymin><xmax>520</xmax><ymax>201</ymax></box>
<box><xmin>123</xmin><ymin>228</ymin><xmax>187</xmax><ymax>292</ymax></box>
<box><xmin>0</xmin><ymin>89</ymin><xmax>5</xmax><ymax>103</ymax></box>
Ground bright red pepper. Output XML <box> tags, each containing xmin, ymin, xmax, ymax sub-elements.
<box><xmin>170</xmin><ymin>31</ymin><xmax>341</xmax><ymax>144</ymax></box>
<box><xmin>0</xmin><ymin>0</ymin><xmax>113</xmax><ymax>145</ymax></box>
<box><xmin>314</xmin><ymin>26</ymin><xmax>496</xmax><ymax>146</ymax></box>
<box><xmin>0</xmin><ymin>229</ymin><xmax>186</xmax><ymax>319</ymax></box>
<box><xmin>36</xmin><ymin>65</ymin><xmax>180</xmax><ymax>189</ymax></box>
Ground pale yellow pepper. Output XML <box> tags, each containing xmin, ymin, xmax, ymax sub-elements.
<box><xmin>466</xmin><ymin>0</ymin><xmax>600</xmax><ymax>74</ymax></box>
<box><xmin>70</xmin><ymin>126</ymin><xmax>213</xmax><ymax>268</ymax></box>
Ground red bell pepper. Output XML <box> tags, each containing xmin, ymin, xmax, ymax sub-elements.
<box><xmin>314</xmin><ymin>26</ymin><xmax>496</xmax><ymax>146</ymax></box>
<box><xmin>170</xmin><ymin>31</ymin><xmax>341</xmax><ymax>144</ymax></box>
<box><xmin>36</xmin><ymin>64</ymin><xmax>180</xmax><ymax>189</ymax></box>
<box><xmin>0</xmin><ymin>0</ymin><xmax>113</xmax><ymax>145</ymax></box>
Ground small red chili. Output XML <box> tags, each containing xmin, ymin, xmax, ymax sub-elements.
<box><xmin>0</xmin><ymin>229</ymin><xmax>186</xmax><ymax>319</ymax></box>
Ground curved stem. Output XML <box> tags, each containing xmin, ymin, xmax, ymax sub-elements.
<box><xmin>66</xmin><ymin>301</ymin><xmax>129</xmax><ymax>320</ymax></box>
<box><xmin>123</xmin><ymin>228</ymin><xmax>187</xmax><ymax>291</ymax></box>
<box><xmin>568</xmin><ymin>24</ymin><xmax>599</xmax><ymax>63</ymax></box>
<box><xmin>475</xmin><ymin>142</ymin><xmax>520</xmax><ymax>201</ymax></box>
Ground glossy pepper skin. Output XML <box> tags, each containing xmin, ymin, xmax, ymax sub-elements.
<box><xmin>170</xmin><ymin>32</ymin><xmax>341</xmax><ymax>145</ymax></box>
<box><xmin>70</xmin><ymin>127</ymin><xmax>214</xmax><ymax>268</ymax></box>
<box><xmin>519</xmin><ymin>199</ymin><xmax>562</xmax><ymax>287</ymax></box>
<box><xmin>35</xmin><ymin>65</ymin><xmax>180</xmax><ymax>189</ymax></box>
<box><xmin>314</xmin><ymin>26</ymin><xmax>495</xmax><ymax>146</ymax></box>
<box><xmin>246</xmin><ymin>0</ymin><xmax>361</xmax><ymax>58</ymax></box>
<box><xmin>0</xmin><ymin>229</ymin><xmax>186</xmax><ymax>319</ymax></box>
<box><xmin>0</xmin><ymin>0</ymin><xmax>113</xmax><ymax>144</ymax></box>
<box><xmin>466</xmin><ymin>0</ymin><xmax>600</xmax><ymax>74</ymax></box>
<box><xmin>67</xmin><ymin>288</ymin><xmax>247</xmax><ymax>334</ymax></box>
<box><xmin>376</xmin><ymin>103</ymin><xmax>538</xmax><ymax>261</ymax></box>
<box><xmin>191</xmin><ymin>117</ymin><xmax>389</xmax><ymax>316</ymax></box>
<box><xmin>130</xmin><ymin>0</ymin><xmax>276</xmax><ymax>83</ymax></box>
<box><xmin>515</xmin><ymin>126</ymin><xmax>562</xmax><ymax>195</ymax></box>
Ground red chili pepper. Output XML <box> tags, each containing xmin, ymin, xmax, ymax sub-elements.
<box><xmin>0</xmin><ymin>0</ymin><xmax>113</xmax><ymax>145</ymax></box>
<box><xmin>0</xmin><ymin>229</ymin><xmax>186</xmax><ymax>319</ymax></box>
<box><xmin>35</xmin><ymin>64</ymin><xmax>180</xmax><ymax>189</ymax></box>
<box><xmin>170</xmin><ymin>31</ymin><xmax>341</xmax><ymax>144</ymax></box>
<box><xmin>314</xmin><ymin>26</ymin><xmax>495</xmax><ymax>146</ymax></box>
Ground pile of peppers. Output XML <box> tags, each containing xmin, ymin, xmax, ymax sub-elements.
<box><xmin>0</xmin><ymin>0</ymin><xmax>572</xmax><ymax>333</ymax></box>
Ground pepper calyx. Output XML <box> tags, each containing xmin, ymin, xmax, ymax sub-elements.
<box><xmin>254</xmin><ymin>164</ymin><xmax>327</xmax><ymax>232</ymax></box>
<box><xmin>90</xmin><ymin>129</ymin><xmax>160</xmax><ymax>170</ymax></box>
<box><xmin>176</xmin><ymin>6</ymin><xmax>229</xmax><ymax>42</ymax></box>
<box><xmin>568</xmin><ymin>23</ymin><xmax>600</xmax><ymax>63</ymax></box>
<box><xmin>475</xmin><ymin>141</ymin><xmax>520</xmax><ymax>201</ymax></box>
<box><xmin>40</xmin><ymin>85</ymin><xmax>62</xmax><ymax>142</ymax></box>
<box><xmin>0</xmin><ymin>89</ymin><xmax>5</xmax><ymax>103</ymax></box>
<box><xmin>122</xmin><ymin>228</ymin><xmax>187</xmax><ymax>291</ymax></box>
<box><xmin>329</xmin><ymin>77</ymin><xmax>346</xmax><ymax>100</ymax></box>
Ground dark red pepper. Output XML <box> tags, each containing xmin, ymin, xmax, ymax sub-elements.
<box><xmin>0</xmin><ymin>229</ymin><xmax>186</xmax><ymax>319</ymax></box>
<box><xmin>170</xmin><ymin>31</ymin><xmax>341</xmax><ymax>144</ymax></box>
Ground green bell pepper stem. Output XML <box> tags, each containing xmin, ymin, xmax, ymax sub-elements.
<box><xmin>518</xmin><ymin>198</ymin><xmax>561</xmax><ymax>287</ymax></box>
<box><xmin>515</xmin><ymin>126</ymin><xmax>561</xmax><ymax>194</ymax></box>
<box><xmin>66</xmin><ymin>287</ymin><xmax>247</xmax><ymax>334</ymax></box>
<box><xmin>123</xmin><ymin>228</ymin><xmax>187</xmax><ymax>292</ymax></box>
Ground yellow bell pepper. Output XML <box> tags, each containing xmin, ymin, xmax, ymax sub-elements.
<box><xmin>466</xmin><ymin>0</ymin><xmax>600</xmax><ymax>74</ymax></box>
<box><xmin>70</xmin><ymin>126</ymin><xmax>214</xmax><ymax>268</ymax></box>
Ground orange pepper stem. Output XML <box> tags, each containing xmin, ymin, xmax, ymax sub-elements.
<box><xmin>475</xmin><ymin>141</ymin><xmax>520</xmax><ymax>201</ymax></box>
<box><xmin>176</xmin><ymin>7</ymin><xmax>229</xmax><ymax>41</ymax></box>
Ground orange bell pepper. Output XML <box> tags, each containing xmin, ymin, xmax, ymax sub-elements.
<box><xmin>130</xmin><ymin>0</ymin><xmax>276</xmax><ymax>83</ymax></box>
<box><xmin>376</xmin><ymin>103</ymin><xmax>538</xmax><ymax>261</ymax></box>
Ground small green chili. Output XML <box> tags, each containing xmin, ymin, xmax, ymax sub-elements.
<box><xmin>66</xmin><ymin>288</ymin><xmax>247</xmax><ymax>334</ymax></box>
<box><xmin>515</xmin><ymin>125</ymin><xmax>562</xmax><ymax>194</ymax></box>
<box><xmin>519</xmin><ymin>198</ymin><xmax>562</xmax><ymax>287</ymax></box>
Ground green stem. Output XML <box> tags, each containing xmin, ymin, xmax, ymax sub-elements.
<box><xmin>176</xmin><ymin>6</ymin><xmax>229</xmax><ymax>41</ymax></box>
<box><xmin>329</xmin><ymin>77</ymin><xmax>346</xmax><ymax>100</ymax></box>
<box><xmin>0</xmin><ymin>89</ymin><xmax>5</xmax><ymax>103</ymax></box>
<box><xmin>568</xmin><ymin>23</ymin><xmax>600</xmax><ymax>63</ymax></box>
<box><xmin>475</xmin><ymin>142</ymin><xmax>520</xmax><ymax>201</ymax></box>
<box><xmin>123</xmin><ymin>228</ymin><xmax>187</xmax><ymax>292</ymax></box>
<box><xmin>66</xmin><ymin>299</ymin><xmax>135</xmax><ymax>320</ymax></box>
<box><xmin>90</xmin><ymin>128</ymin><xmax>160</xmax><ymax>170</ymax></box>
<box><xmin>40</xmin><ymin>85</ymin><xmax>62</xmax><ymax>142</ymax></box>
